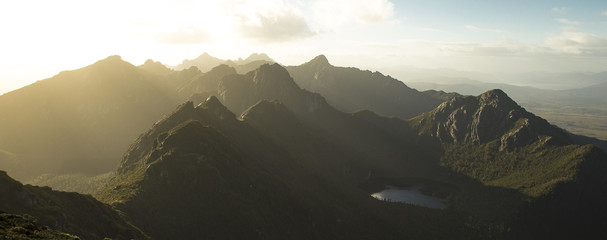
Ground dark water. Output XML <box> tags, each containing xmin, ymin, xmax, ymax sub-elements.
<box><xmin>371</xmin><ymin>185</ymin><xmax>447</xmax><ymax>209</ymax></box>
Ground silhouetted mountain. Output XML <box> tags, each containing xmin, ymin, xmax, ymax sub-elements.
<box><xmin>0</xmin><ymin>56</ymin><xmax>182</xmax><ymax>180</ymax></box>
<box><xmin>422</xmin><ymin>89</ymin><xmax>461</xmax><ymax>101</ymax></box>
<box><xmin>227</xmin><ymin>59</ymin><xmax>275</xmax><ymax>74</ymax></box>
<box><xmin>286</xmin><ymin>55</ymin><xmax>444</xmax><ymax>119</ymax></box>
<box><xmin>230</xmin><ymin>53</ymin><xmax>275</xmax><ymax>65</ymax></box>
<box><xmin>185</xmin><ymin>63</ymin><xmax>329</xmax><ymax>116</ymax></box>
<box><xmin>173</xmin><ymin>52</ymin><xmax>274</xmax><ymax>73</ymax></box>
<box><xmin>0</xmin><ymin>170</ymin><xmax>145</xmax><ymax>239</ymax></box>
<box><xmin>173</xmin><ymin>52</ymin><xmax>225</xmax><ymax>72</ymax></box>
<box><xmin>139</xmin><ymin>59</ymin><xmax>173</xmax><ymax>76</ymax></box>
<box><xmin>177</xmin><ymin>64</ymin><xmax>237</xmax><ymax>99</ymax></box>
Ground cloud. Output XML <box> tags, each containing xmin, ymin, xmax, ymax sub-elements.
<box><xmin>555</xmin><ymin>18</ymin><xmax>581</xmax><ymax>25</ymax></box>
<box><xmin>311</xmin><ymin>0</ymin><xmax>396</xmax><ymax>30</ymax></box>
<box><xmin>551</xmin><ymin>7</ymin><xmax>569</xmax><ymax>14</ymax></box>
<box><xmin>434</xmin><ymin>39</ymin><xmax>543</xmax><ymax>57</ymax></box>
<box><xmin>401</xmin><ymin>31</ymin><xmax>607</xmax><ymax>58</ymax></box>
<box><xmin>544</xmin><ymin>31</ymin><xmax>607</xmax><ymax>55</ymax></box>
<box><xmin>226</xmin><ymin>0</ymin><xmax>314</xmax><ymax>42</ymax></box>
<box><xmin>602</xmin><ymin>10</ymin><xmax>607</xmax><ymax>17</ymax></box>
<box><xmin>237</xmin><ymin>13</ymin><xmax>314</xmax><ymax>42</ymax></box>
<box><xmin>156</xmin><ymin>27</ymin><xmax>212</xmax><ymax>44</ymax></box>
<box><xmin>465</xmin><ymin>25</ymin><xmax>504</xmax><ymax>34</ymax></box>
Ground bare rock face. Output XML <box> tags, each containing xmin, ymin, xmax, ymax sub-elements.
<box><xmin>419</xmin><ymin>89</ymin><xmax>571</xmax><ymax>151</ymax></box>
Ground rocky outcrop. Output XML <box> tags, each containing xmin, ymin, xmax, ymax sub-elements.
<box><xmin>415</xmin><ymin>89</ymin><xmax>572</xmax><ymax>151</ymax></box>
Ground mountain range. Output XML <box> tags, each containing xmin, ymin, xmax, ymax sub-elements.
<box><xmin>0</xmin><ymin>53</ymin><xmax>606</xmax><ymax>239</ymax></box>
<box><xmin>173</xmin><ymin>52</ymin><xmax>275</xmax><ymax>73</ymax></box>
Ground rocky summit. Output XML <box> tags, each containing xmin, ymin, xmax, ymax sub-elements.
<box><xmin>413</xmin><ymin>89</ymin><xmax>571</xmax><ymax>151</ymax></box>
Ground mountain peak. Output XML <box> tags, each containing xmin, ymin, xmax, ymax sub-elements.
<box><xmin>413</xmin><ymin>88</ymin><xmax>571</xmax><ymax>150</ymax></box>
<box><xmin>208</xmin><ymin>64</ymin><xmax>237</xmax><ymax>75</ymax></box>
<box><xmin>303</xmin><ymin>55</ymin><xmax>331</xmax><ymax>69</ymax></box>
<box><xmin>104</xmin><ymin>55</ymin><xmax>123</xmax><ymax>61</ymax></box>
<box><xmin>253</xmin><ymin>63</ymin><xmax>298</xmax><ymax>88</ymax></box>
<box><xmin>477</xmin><ymin>89</ymin><xmax>519</xmax><ymax>114</ymax></box>
<box><xmin>479</xmin><ymin>89</ymin><xmax>510</xmax><ymax>102</ymax></box>
<box><xmin>197</xmin><ymin>96</ymin><xmax>223</xmax><ymax>109</ymax></box>
<box><xmin>92</xmin><ymin>55</ymin><xmax>128</xmax><ymax>66</ymax></box>
<box><xmin>244</xmin><ymin>53</ymin><xmax>274</xmax><ymax>62</ymax></box>
<box><xmin>140</xmin><ymin>59</ymin><xmax>172</xmax><ymax>75</ymax></box>
<box><xmin>197</xmin><ymin>96</ymin><xmax>236</xmax><ymax>121</ymax></box>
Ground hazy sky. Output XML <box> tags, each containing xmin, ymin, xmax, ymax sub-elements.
<box><xmin>1</xmin><ymin>0</ymin><xmax>607</xmax><ymax>94</ymax></box>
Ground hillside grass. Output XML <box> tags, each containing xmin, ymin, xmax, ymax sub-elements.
<box><xmin>441</xmin><ymin>140</ymin><xmax>590</xmax><ymax>197</ymax></box>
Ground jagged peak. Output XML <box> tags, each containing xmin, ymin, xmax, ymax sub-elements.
<box><xmin>77</xmin><ymin>55</ymin><xmax>139</xmax><ymax>75</ymax></box>
<box><xmin>91</xmin><ymin>55</ymin><xmax>129</xmax><ymax>66</ymax></box>
<box><xmin>258</xmin><ymin>63</ymin><xmax>288</xmax><ymax>72</ymax></box>
<box><xmin>243</xmin><ymin>53</ymin><xmax>274</xmax><ymax>62</ymax></box>
<box><xmin>196</xmin><ymin>96</ymin><xmax>236</xmax><ymax>120</ymax></box>
<box><xmin>140</xmin><ymin>59</ymin><xmax>173</xmax><ymax>75</ymax></box>
<box><xmin>181</xmin><ymin>52</ymin><xmax>221</xmax><ymax>64</ymax></box>
<box><xmin>197</xmin><ymin>96</ymin><xmax>223</xmax><ymax>109</ymax></box>
<box><xmin>103</xmin><ymin>55</ymin><xmax>123</xmax><ymax>61</ymax></box>
<box><xmin>477</xmin><ymin>89</ymin><xmax>519</xmax><ymax>110</ymax></box>
<box><xmin>479</xmin><ymin>89</ymin><xmax>509</xmax><ymax>101</ymax></box>
<box><xmin>174</xmin><ymin>101</ymin><xmax>195</xmax><ymax>114</ymax></box>
<box><xmin>252</xmin><ymin>63</ymin><xmax>297</xmax><ymax>87</ymax></box>
<box><xmin>302</xmin><ymin>55</ymin><xmax>331</xmax><ymax>69</ymax></box>
<box><xmin>207</xmin><ymin>64</ymin><xmax>237</xmax><ymax>75</ymax></box>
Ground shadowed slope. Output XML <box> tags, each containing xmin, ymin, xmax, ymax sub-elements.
<box><xmin>286</xmin><ymin>55</ymin><xmax>444</xmax><ymax>119</ymax></box>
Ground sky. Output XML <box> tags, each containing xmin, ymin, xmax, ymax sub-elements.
<box><xmin>1</xmin><ymin>0</ymin><xmax>607</xmax><ymax>94</ymax></box>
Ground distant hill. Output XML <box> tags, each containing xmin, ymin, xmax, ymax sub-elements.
<box><xmin>286</xmin><ymin>55</ymin><xmax>445</xmax><ymax>119</ymax></box>
<box><xmin>173</xmin><ymin>52</ymin><xmax>274</xmax><ymax>73</ymax></box>
<box><xmin>172</xmin><ymin>52</ymin><xmax>225</xmax><ymax>72</ymax></box>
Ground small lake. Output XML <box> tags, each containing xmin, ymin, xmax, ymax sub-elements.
<box><xmin>371</xmin><ymin>185</ymin><xmax>447</xmax><ymax>209</ymax></box>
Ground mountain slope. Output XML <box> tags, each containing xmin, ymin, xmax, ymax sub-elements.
<box><xmin>410</xmin><ymin>89</ymin><xmax>607</xmax><ymax>239</ymax></box>
<box><xmin>176</xmin><ymin>64</ymin><xmax>237</xmax><ymax>99</ymax></box>
<box><xmin>0</xmin><ymin>170</ymin><xmax>145</xmax><ymax>239</ymax></box>
<box><xmin>183</xmin><ymin>63</ymin><xmax>329</xmax><ymax>116</ymax></box>
<box><xmin>0</xmin><ymin>56</ymin><xmax>182</xmax><ymax>180</ymax></box>
<box><xmin>95</xmin><ymin>98</ymin><xmax>483</xmax><ymax>240</ymax></box>
<box><xmin>286</xmin><ymin>55</ymin><xmax>444</xmax><ymax>119</ymax></box>
<box><xmin>0</xmin><ymin>213</ymin><xmax>79</xmax><ymax>240</ymax></box>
